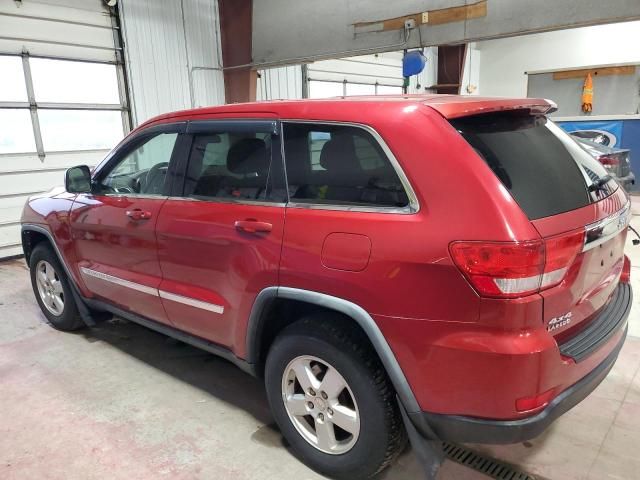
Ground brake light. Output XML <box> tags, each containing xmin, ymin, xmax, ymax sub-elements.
<box><xmin>599</xmin><ymin>155</ymin><xmax>619</xmax><ymax>173</ymax></box>
<box><xmin>598</xmin><ymin>155</ymin><xmax>619</xmax><ymax>166</ymax></box>
<box><xmin>541</xmin><ymin>230</ymin><xmax>585</xmax><ymax>289</ymax></box>
<box><xmin>449</xmin><ymin>230</ymin><xmax>584</xmax><ymax>298</ymax></box>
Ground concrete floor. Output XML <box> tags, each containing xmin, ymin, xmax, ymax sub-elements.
<box><xmin>1</xmin><ymin>205</ymin><xmax>639</xmax><ymax>480</ymax></box>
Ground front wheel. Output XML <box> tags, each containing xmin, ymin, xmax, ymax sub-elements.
<box><xmin>29</xmin><ymin>243</ymin><xmax>84</xmax><ymax>331</ymax></box>
<box><xmin>265</xmin><ymin>315</ymin><xmax>407</xmax><ymax>479</ymax></box>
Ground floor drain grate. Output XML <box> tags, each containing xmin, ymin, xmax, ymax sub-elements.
<box><xmin>442</xmin><ymin>442</ymin><xmax>537</xmax><ymax>480</ymax></box>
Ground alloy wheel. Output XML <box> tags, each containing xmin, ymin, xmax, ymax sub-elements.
<box><xmin>281</xmin><ymin>355</ymin><xmax>360</xmax><ymax>455</ymax></box>
<box><xmin>35</xmin><ymin>260</ymin><xmax>65</xmax><ymax>316</ymax></box>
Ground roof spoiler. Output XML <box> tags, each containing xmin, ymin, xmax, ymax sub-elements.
<box><xmin>427</xmin><ymin>98</ymin><xmax>558</xmax><ymax>119</ymax></box>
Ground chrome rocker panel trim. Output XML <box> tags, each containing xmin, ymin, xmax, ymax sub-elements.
<box><xmin>80</xmin><ymin>267</ymin><xmax>225</xmax><ymax>314</ymax></box>
<box><xmin>80</xmin><ymin>267</ymin><xmax>158</xmax><ymax>297</ymax></box>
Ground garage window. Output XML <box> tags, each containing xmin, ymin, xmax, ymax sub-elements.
<box><xmin>39</xmin><ymin>110</ymin><xmax>124</xmax><ymax>151</ymax></box>
<box><xmin>0</xmin><ymin>56</ymin><xmax>28</xmax><ymax>102</ymax></box>
<box><xmin>0</xmin><ymin>110</ymin><xmax>37</xmax><ymax>154</ymax></box>
<box><xmin>30</xmin><ymin>58</ymin><xmax>121</xmax><ymax>105</ymax></box>
<box><xmin>308</xmin><ymin>80</ymin><xmax>404</xmax><ymax>98</ymax></box>
<box><xmin>0</xmin><ymin>54</ymin><xmax>126</xmax><ymax>157</ymax></box>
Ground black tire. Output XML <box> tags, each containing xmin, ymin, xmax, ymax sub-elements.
<box><xmin>265</xmin><ymin>314</ymin><xmax>407</xmax><ymax>479</ymax></box>
<box><xmin>29</xmin><ymin>243</ymin><xmax>84</xmax><ymax>331</ymax></box>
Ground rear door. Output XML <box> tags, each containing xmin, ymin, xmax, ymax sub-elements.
<box><xmin>70</xmin><ymin>123</ymin><xmax>185</xmax><ymax>324</ymax></box>
<box><xmin>155</xmin><ymin>119</ymin><xmax>286</xmax><ymax>349</ymax></box>
<box><xmin>451</xmin><ymin>112</ymin><xmax>630</xmax><ymax>339</ymax></box>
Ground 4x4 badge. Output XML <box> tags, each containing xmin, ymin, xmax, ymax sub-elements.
<box><xmin>547</xmin><ymin>312</ymin><xmax>572</xmax><ymax>332</ymax></box>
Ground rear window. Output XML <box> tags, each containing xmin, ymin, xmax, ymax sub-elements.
<box><xmin>451</xmin><ymin>112</ymin><xmax>616</xmax><ymax>220</ymax></box>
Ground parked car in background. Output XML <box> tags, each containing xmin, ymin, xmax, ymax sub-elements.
<box><xmin>569</xmin><ymin>129</ymin><xmax>616</xmax><ymax>146</ymax></box>
<box><xmin>572</xmin><ymin>135</ymin><xmax>635</xmax><ymax>191</ymax></box>
<box><xmin>21</xmin><ymin>97</ymin><xmax>633</xmax><ymax>479</ymax></box>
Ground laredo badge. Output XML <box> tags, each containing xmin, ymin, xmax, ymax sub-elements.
<box><xmin>547</xmin><ymin>312</ymin><xmax>573</xmax><ymax>332</ymax></box>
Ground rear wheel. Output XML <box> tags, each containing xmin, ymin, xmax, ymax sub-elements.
<box><xmin>29</xmin><ymin>243</ymin><xmax>84</xmax><ymax>331</ymax></box>
<box><xmin>265</xmin><ymin>315</ymin><xmax>407</xmax><ymax>479</ymax></box>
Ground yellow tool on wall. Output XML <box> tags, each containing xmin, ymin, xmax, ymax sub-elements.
<box><xmin>582</xmin><ymin>73</ymin><xmax>593</xmax><ymax>113</ymax></box>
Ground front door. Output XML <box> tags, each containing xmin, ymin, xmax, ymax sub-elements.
<box><xmin>70</xmin><ymin>123</ymin><xmax>185</xmax><ymax>324</ymax></box>
<box><xmin>155</xmin><ymin>120</ymin><xmax>286</xmax><ymax>350</ymax></box>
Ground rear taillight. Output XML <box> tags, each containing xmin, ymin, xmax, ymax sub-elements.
<box><xmin>599</xmin><ymin>155</ymin><xmax>619</xmax><ymax>173</ymax></box>
<box><xmin>542</xmin><ymin>230</ymin><xmax>585</xmax><ymax>289</ymax></box>
<box><xmin>450</xmin><ymin>230</ymin><xmax>584</xmax><ymax>298</ymax></box>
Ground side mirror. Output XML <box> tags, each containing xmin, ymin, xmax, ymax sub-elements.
<box><xmin>65</xmin><ymin>165</ymin><xmax>92</xmax><ymax>193</ymax></box>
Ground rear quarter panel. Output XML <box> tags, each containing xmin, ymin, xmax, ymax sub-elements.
<box><xmin>279</xmin><ymin>105</ymin><xmax>542</xmax><ymax>321</ymax></box>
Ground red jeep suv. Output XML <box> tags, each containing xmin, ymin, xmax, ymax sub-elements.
<box><xmin>21</xmin><ymin>96</ymin><xmax>633</xmax><ymax>479</ymax></box>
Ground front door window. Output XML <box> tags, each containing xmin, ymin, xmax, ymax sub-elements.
<box><xmin>96</xmin><ymin>132</ymin><xmax>178</xmax><ymax>196</ymax></box>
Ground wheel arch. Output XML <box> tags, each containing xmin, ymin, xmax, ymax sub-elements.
<box><xmin>246</xmin><ymin>286</ymin><xmax>421</xmax><ymax>414</ymax></box>
<box><xmin>21</xmin><ymin>225</ymin><xmax>70</xmax><ymax>273</ymax></box>
<box><xmin>21</xmin><ymin>226</ymin><xmax>51</xmax><ymax>265</ymax></box>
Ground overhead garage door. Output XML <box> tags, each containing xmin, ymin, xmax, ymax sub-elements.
<box><xmin>257</xmin><ymin>50</ymin><xmax>437</xmax><ymax>101</ymax></box>
<box><xmin>307</xmin><ymin>52</ymin><xmax>405</xmax><ymax>98</ymax></box>
<box><xmin>0</xmin><ymin>0</ymin><xmax>128</xmax><ymax>259</ymax></box>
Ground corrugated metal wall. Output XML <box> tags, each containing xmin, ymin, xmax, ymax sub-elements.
<box><xmin>119</xmin><ymin>0</ymin><xmax>225</xmax><ymax>126</ymax></box>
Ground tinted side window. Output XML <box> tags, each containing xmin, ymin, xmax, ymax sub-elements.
<box><xmin>97</xmin><ymin>132</ymin><xmax>178</xmax><ymax>195</ymax></box>
<box><xmin>283</xmin><ymin>123</ymin><xmax>408</xmax><ymax>208</ymax></box>
<box><xmin>183</xmin><ymin>132</ymin><xmax>275</xmax><ymax>201</ymax></box>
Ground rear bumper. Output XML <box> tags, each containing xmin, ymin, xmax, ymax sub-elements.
<box><xmin>408</xmin><ymin>308</ymin><xmax>629</xmax><ymax>444</ymax></box>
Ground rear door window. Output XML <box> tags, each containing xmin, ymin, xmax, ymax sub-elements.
<box><xmin>451</xmin><ymin>112</ymin><xmax>616</xmax><ymax>220</ymax></box>
<box><xmin>182</xmin><ymin>130</ymin><xmax>282</xmax><ymax>202</ymax></box>
<box><xmin>282</xmin><ymin>123</ymin><xmax>409</xmax><ymax>209</ymax></box>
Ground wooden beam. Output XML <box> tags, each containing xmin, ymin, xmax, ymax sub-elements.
<box><xmin>552</xmin><ymin>65</ymin><xmax>636</xmax><ymax>80</ymax></box>
<box><xmin>354</xmin><ymin>0</ymin><xmax>487</xmax><ymax>32</ymax></box>
<box><xmin>425</xmin><ymin>1</ymin><xmax>487</xmax><ymax>26</ymax></box>
<box><xmin>219</xmin><ymin>0</ymin><xmax>256</xmax><ymax>103</ymax></box>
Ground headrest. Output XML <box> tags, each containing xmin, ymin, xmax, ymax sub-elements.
<box><xmin>227</xmin><ymin>138</ymin><xmax>268</xmax><ymax>175</ymax></box>
<box><xmin>319</xmin><ymin>134</ymin><xmax>361</xmax><ymax>174</ymax></box>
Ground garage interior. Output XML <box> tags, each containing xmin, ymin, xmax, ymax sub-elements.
<box><xmin>1</xmin><ymin>1</ymin><xmax>640</xmax><ymax>479</ymax></box>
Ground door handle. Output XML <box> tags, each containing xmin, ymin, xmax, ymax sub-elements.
<box><xmin>126</xmin><ymin>209</ymin><xmax>152</xmax><ymax>221</ymax></box>
<box><xmin>234</xmin><ymin>220</ymin><xmax>272</xmax><ymax>233</ymax></box>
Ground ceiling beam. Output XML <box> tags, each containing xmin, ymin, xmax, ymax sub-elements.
<box><xmin>251</xmin><ymin>0</ymin><xmax>640</xmax><ymax>68</ymax></box>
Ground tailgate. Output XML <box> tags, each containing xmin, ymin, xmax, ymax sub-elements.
<box><xmin>532</xmin><ymin>190</ymin><xmax>631</xmax><ymax>345</ymax></box>
<box><xmin>450</xmin><ymin>109</ymin><xmax>631</xmax><ymax>358</ymax></box>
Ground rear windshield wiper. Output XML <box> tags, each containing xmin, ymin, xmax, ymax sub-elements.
<box><xmin>588</xmin><ymin>175</ymin><xmax>612</xmax><ymax>192</ymax></box>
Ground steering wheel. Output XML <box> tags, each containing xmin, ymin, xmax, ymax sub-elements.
<box><xmin>112</xmin><ymin>185</ymin><xmax>135</xmax><ymax>194</ymax></box>
<box><xmin>142</xmin><ymin>162</ymin><xmax>169</xmax><ymax>194</ymax></box>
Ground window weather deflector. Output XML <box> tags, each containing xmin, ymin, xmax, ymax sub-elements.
<box><xmin>186</xmin><ymin>119</ymin><xmax>279</xmax><ymax>135</ymax></box>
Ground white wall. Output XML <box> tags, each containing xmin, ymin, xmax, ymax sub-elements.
<box><xmin>461</xmin><ymin>43</ymin><xmax>481</xmax><ymax>95</ymax></box>
<box><xmin>477</xmin><ymin>21</ymin><xmax>640</xmax><ymax>97</ymax></box>
<box><xmin>119</xmin><ymin>0</ymin><xmax>225</xmax><ymax>125</ymax></box>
